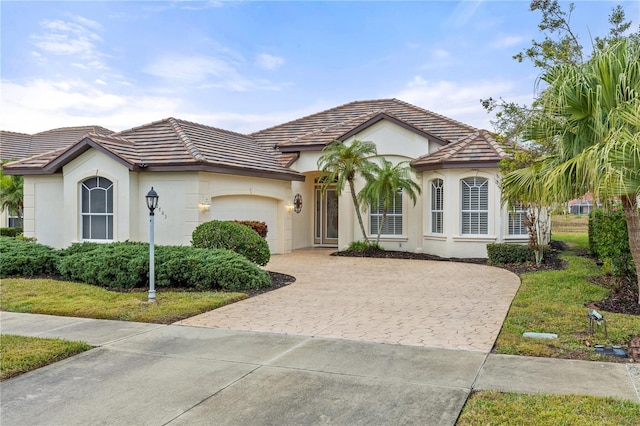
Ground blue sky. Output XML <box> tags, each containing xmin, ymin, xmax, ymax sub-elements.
<box><xmin>1</xmin><ymin>1</ymin><xmax>638</xmax><ymax>135</ymax></box>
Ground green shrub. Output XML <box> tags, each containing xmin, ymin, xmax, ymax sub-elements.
<box><xmin>57</xmin><ymin>241</ymin><xmax>270</xmax><ymax>291</ymax></box>
<box><xmin>0</xmin><ymin>237</ymin><xmax>58</xmax><ymax>277</ymax></box>
<box><xmin>344</xmin><ymin>240</ymin><xmax>382</xmax><ymax>252</ymax></box>
<box><xmin>233</xmin><ymin>220</ymin><xmax>268</xmax><ymax>238</ymax></box>
<box><xmin>588</xmin><ymin>207</ymin><xmax>635</xmax><ymax>277</ymax></box>
<box><xmin>0</xmin><ymin>227</ymin><xmax>22</xmax><ymax>237</ymax></box>
<box><xmin>487</xmin><ymin>243</ymin><xmax>536</xmax><ymax>265</ymax></box>
<box><xmin>192</xmin><ymin>220</ymin><xmax>270</xmax><ymax>266</ymax></box>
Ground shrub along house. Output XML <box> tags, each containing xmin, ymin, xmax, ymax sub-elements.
<box><xmin>2</xmin><ymin>98</ymin><xmax>530</xmax><ymax>258</ymax></box>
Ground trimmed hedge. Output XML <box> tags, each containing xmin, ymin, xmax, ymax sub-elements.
<box><xmin>192</xmin><ymin>220</ymin><xmax>270</xmax><ymax>266</ymax></box>
<box><xmin>487</xmin><ymin>243</ymin><xmax>536</xmax><ymax>265</ymax></box>
<box><xmin>589</xmin><ymin>208</ymin><xmax>635</xmax><ymax>277</ymax></box>
<box><xmin>57</xmin><ymin>242</ymin><xmax>270</xmax><ymax>291</ymax></box>
<box><xmin>233</xmin><ymin>220</ymin><xmax>268</xmax><ymax>239</ymax></box>
<box><xmin>0</xmin><ymin>237</ymin><xmax>58</xmax><ymax>277</ymax></box>
<box><xmin>0</xmin><ymin>227</ymin><xmax>23</xmax><ymax>237</ymax></box>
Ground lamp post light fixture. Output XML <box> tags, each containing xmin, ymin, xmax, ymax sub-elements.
<box><xmin>145</xmin><ymin>187</ymin><xmax>159</xmax><ymax>302</ymax></box>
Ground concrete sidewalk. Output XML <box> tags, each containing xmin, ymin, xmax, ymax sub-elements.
<box><xmin>1</xmin><ymin>312</ymin><xmax>638</xmax><ymax>426</ymax></box>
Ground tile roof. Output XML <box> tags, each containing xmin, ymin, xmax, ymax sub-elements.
<box><xmin>1</xmin><ymin>126</ymin><xmax>114</xmax><ymax>161</ymax></box>
<box><xmin>4</xmin><ymin>118</ymin><xmax>304</xmax><ymax>181</ymax></box>
<box><xmin>411</xmin><ymin>130</ymin><xmax>508</xmax><ymax>171</ymax></box>
<box><xmin>2</xmin><ymin>99</ymin><xmax>512</xmax><ymax>178</ymax></box>
<box><xmin>251</xmin><ymin>98</ymin><xmax>477</xmax><ymax>150</ymax></box>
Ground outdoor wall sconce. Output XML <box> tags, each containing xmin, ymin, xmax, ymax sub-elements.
<box><xmin>286</xmin><ymin>202</ymin><xmax>294</xmax><ymax>213</ymax></box>
<box><xmin>199</xmin><ymin>199</ymin><xmax>211</xmax><ymax>212</ymax></box>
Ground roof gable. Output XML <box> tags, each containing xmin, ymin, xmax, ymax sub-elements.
<box><xmin>411</xmin><ymin>130</ymin><xmax>508</xmax><ymax>171</ymax></box>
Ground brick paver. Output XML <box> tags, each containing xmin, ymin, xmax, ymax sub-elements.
<box><xmin>178</xmin><ymin>249</ymin><xmax>520</xmax><ymax>352</ymax></box>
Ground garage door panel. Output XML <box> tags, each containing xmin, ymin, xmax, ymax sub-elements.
<box><xmin>210</xmin><ymin>196</ymin><xmax>278</xmax><ymax>253</ymax></box>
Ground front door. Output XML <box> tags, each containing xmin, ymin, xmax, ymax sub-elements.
<box><xmin>314</xmin><ymin>186</ymin><xmax>338</xmax><ymax>246</ymax></box>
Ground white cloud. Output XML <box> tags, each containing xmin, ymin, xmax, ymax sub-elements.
<box><xmin>394</xmin><ymin>76</ymin><xmax>534</xmax><ymax>130</ymax></box>
<box><xmin>143</xmin><ymin>55</ymin><xmax>236</xmax><ymax>84</ymax></box>
<box><xmin>446</xmin><ymin>1</ymin><xmax>484</xmax><ymax>28</ymax></box>
<box><xmin>30</xmin><ymin>16</ymin><xmax>108</xmax><ymax>70</ymax></box>
<box><xmin>0</xmin><ymin>79</ymin><xmax>182</xmax><ymax>133</ymax></box>
<box><xmin>143</xmin><ymin>54</ymin><xmax>283</xmax><ymax>92</ymax></box>
<box><xmin>491</xmin><ymin>35</ymin><xmax>524</xmax><ymax>49</ymax></box>
<box><xmin>432</xmin><ymin>49</ymin><xmax>451</xmax><ymax>59</ymax></box>
<box><xmin>256</xmin><ymin>53</ymin><xmax>285</xmax><ymax>71</ymax></box>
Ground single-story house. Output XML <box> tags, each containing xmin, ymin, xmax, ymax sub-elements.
<box><xmin>3</xmin><ymin>98</ymin><xmax>531</xmax><ymax>258</ymax></box>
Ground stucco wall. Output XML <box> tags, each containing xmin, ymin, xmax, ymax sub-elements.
<box><xmin>22</xmin><ymin>175</ymin><xmax>63</xmax><ymax>247</ymax></box>
<box><xmin>420</xmin><ymin>168</ymin><xmax>503</xmax><ymax>258</ymax></box>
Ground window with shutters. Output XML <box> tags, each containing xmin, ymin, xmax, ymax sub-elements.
<box><xmin>370</xmin><ymin>191</ymin><xmax>403</xmax><ymax>236</ymax></box>
<box><xmin>460</xmin><ymin>177</ymin><xmax>488</xmax><ymax>235</ymax></box>
<box><xmin>430</xmin><ymin>179</ymin><xmax>444</xmax><ymax>234</ymax></box>
<box><xmin>508</xmin><ymin>202</ymin><xmax>528</xmax><ymax>236</ymax></box>
<box><xmin>81</xmin><ymin>177</ymin><xmax>114</xmax><ymax>240</ymax></box>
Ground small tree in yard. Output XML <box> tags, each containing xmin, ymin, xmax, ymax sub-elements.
<box><xmin>0</xmin><ymin>167</ymin><xmax>23</xmax><ymax>227</ymax></box>
<box><xmin>358</xmin><ymin>159</ymin><xmax>421</xmax><ymax>246</ymax></box>
<box><xmin>317</xmin><ymin>139</ymin><xmax>377</xmax><ymax>244</ymax></box>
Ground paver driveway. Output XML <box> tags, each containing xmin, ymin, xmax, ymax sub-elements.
<box><xmin>178</xmin><ymin>249</ymin><xmax>520</xmax><ymax>352</ymax></box>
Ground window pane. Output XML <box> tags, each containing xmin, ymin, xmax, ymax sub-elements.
<box><xmin>82</xmin><ymin>215</ymin><xmax>90</xmax><ymax>239</ymax></box>
<box><xmin>82</xmin><ymin>186</ymin><xmax>90</xmax><ymax>213</ymax></box>
<box><xmin>107</xmin><ymin>186</ymin><xmax>113</xmax><ymax>213</ymax></box>
<box><xmin>107</xmin><ymin>216</ymin><xmax>113</xmax><ymax>239</ymax></box>
<box><xmin>91</xmin><ymin>189</ymin><xmax>107</xmax><ymax>213</ymax></box>
<box><xmin>91</xmin><ymin>216</ymin><xmax>107</xmax><ymax>240</ymax></box>
<box><xmin>84</xmin><ymin>177</ymin><xmax>97</xmax><ymax>189</ymax></box>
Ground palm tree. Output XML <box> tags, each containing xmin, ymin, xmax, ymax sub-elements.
<box><xmin>358</xmin><ymin>159</ymin><xmax>421</xmax><ymax>246</ymax></box>
<box><xmin>317</xmin><ymin>140</ymin><xmax>377</xmax><ymax>243</ymax></box>
<box><xmin>503</xmin><ymin>39</ymin><xmax>640</xmax><ymax>303</ymax></box>
<box><xmin>0</xmin><ymin>168</ymin><xmax>24</xmax><ymax>227</ymax></box>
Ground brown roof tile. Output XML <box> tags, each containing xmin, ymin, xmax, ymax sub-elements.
<box><xmin>411</xmin><ymin>130</ymin><xmax>508</xmax><ymax>171</ymax></box>
<box><xmin>1</xmin><ymin>126</ymin><xmax>114</xmax><ymax>161</ymax></box>
<box><xmin>252</xmin><ymin>98</ymin><xmax>477</xmax><ymax>151</ymax></box>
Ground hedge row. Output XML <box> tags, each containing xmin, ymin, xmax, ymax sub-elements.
<box><xmin>487</xmin><ymin>243</ymin><xmax>545</xmax><ymax>265</ymax></box>
<box><xmin>192</xmin><ymin>220</ymin><xmax>270</xmax><ymax>266</ymax></box>
<box><xmin>1</xmin><ymin>238</ymin><xmax>270</xmax><ymax>291</ymax></box>
<box><xmin>0</xmin><ymin>227</ymin><xmax>22</xmax><ymax>237</ymax></box>
<box><xmin>589</xmin><ymin>208</ymin><xmax>635</xmax><ymax>277</ymax></box>
<box><xmin>0</xmin><ymin>237</ymin><xmax>58</xmax><ymax>277</ymax></box>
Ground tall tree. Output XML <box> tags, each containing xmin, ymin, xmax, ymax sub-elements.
<box><xmin>358</xmin><ymin>159</ymin><xmax>421</xmax><ymax>246</ymax></box>
<box><xmin>0</xmin><ymin>167</ymin><xmax>24</xmax><ymax>226</ymax></box>
<box><xmin>503</xmin><ymin>40</ymin><xmax>640</xmax><ymax>303</ymax></box>
<box><xmin>317</xmin><ymin>140</ymin><xmax>377</xmax><ymax>243</ymax></box>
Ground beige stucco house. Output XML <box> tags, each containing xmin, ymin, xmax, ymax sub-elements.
<box><xmin>2</xmin><ymin>99</ymin><xmax>530</xmax><ymax>258</ymax></box>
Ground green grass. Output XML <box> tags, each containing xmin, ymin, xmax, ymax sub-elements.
<box><xmin>495</xmin><ymin>232</ymin><xmax>640</xmax><ymax>360</ymax></box>
<box><xmin>457</xmin><ymin>391</ymin><xmax>639</xmax><ymax>425</ymax></box>
<box><xmin>552</xmin><ymin>232</ymin><xmax>589</xmax><ymax>250</ymax></box>
<box><xmin>1</xmin><ymin>334</ymin><xmax>92</xmax><ymax>380</ymax></box>
<box><xmin>0</xmin><ymin>278</ymin><xmax>247</xmax><ymax>324</ymax></box>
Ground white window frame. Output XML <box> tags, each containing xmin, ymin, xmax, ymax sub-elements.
<box><xmin>369</xmin><ymin>191</ymin><xmax>403</xmax><ymax>236</ymax></box>
<box><xmin>81</xmin><ymin>176</ymin><xmax>114</xmax><ymax>241</ymax></box>
<box><xmin>460</xmin><ymin>177</ymin><xmax>488</xmax><ymax>235</ymax></box>
<box><xmin>508</xmin><ymin>202</ymin><xmax>528</xmax><ymax>236</ymax></box>
<box><xmin>430</xmin><ymin>179</ymin><xmax>444</xmax><ymax>234</ymax></box>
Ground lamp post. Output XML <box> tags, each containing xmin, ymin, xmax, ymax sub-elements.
<box><xmin>145</xmin><ymin>187</ymin><xmax>159</xmax><ymax>302</ymax></box>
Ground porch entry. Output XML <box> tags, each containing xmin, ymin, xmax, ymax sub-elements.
<box><xmin>314</xmin><ymin>184</ymin><xmax>339</xmax><ymax>246</ymax></box>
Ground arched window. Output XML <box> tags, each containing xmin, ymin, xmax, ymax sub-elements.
<box><xmin>81</xmin><ymin>177</ymin><xmax>113</xmax><ymax>240</ymax></box>
<box><xmin>430</xmin><ymin>179</ymin><xmax>444</xmax><ymax>234</ymax></box>
<box><xmin>460</xmin><ymin>177</ymin><xmax>488</xmax><ymax>235</ymax></box>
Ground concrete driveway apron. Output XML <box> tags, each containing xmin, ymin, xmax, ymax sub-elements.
<box><xmin>179</xmin><ymin>249</ymin><xmax>520</xmax><ymax>352</ymax></box>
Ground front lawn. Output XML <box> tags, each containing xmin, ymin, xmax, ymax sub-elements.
<box><xmin>495</xmin><ymin>233</ymin><xmax>640</xmax><ymax>360</ymax></box>
<box><xmin>1</xmin><ymin>334</ymin><xmax>92</xmax><ymax>380</ymax></box>
<box><xmin>457</xmin><ymin>391</ymin><xmax>639</xmax><ymax>425</ymax></box>
<box><xmin>0</xmin><ymin>278</ymin><xmax>246</xmax><ymax>324</ymax></box>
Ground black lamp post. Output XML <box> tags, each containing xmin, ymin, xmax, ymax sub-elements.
<box><xmin>145</xmin><ymin>187</ymin><xmax>159</xmax><ymax>302</ymax></box>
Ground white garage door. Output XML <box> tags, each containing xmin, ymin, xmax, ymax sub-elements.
<box><xmin>209</xmin><ymin>195</ymin><xmax>279</xmax><ymax>253</ymax></box>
